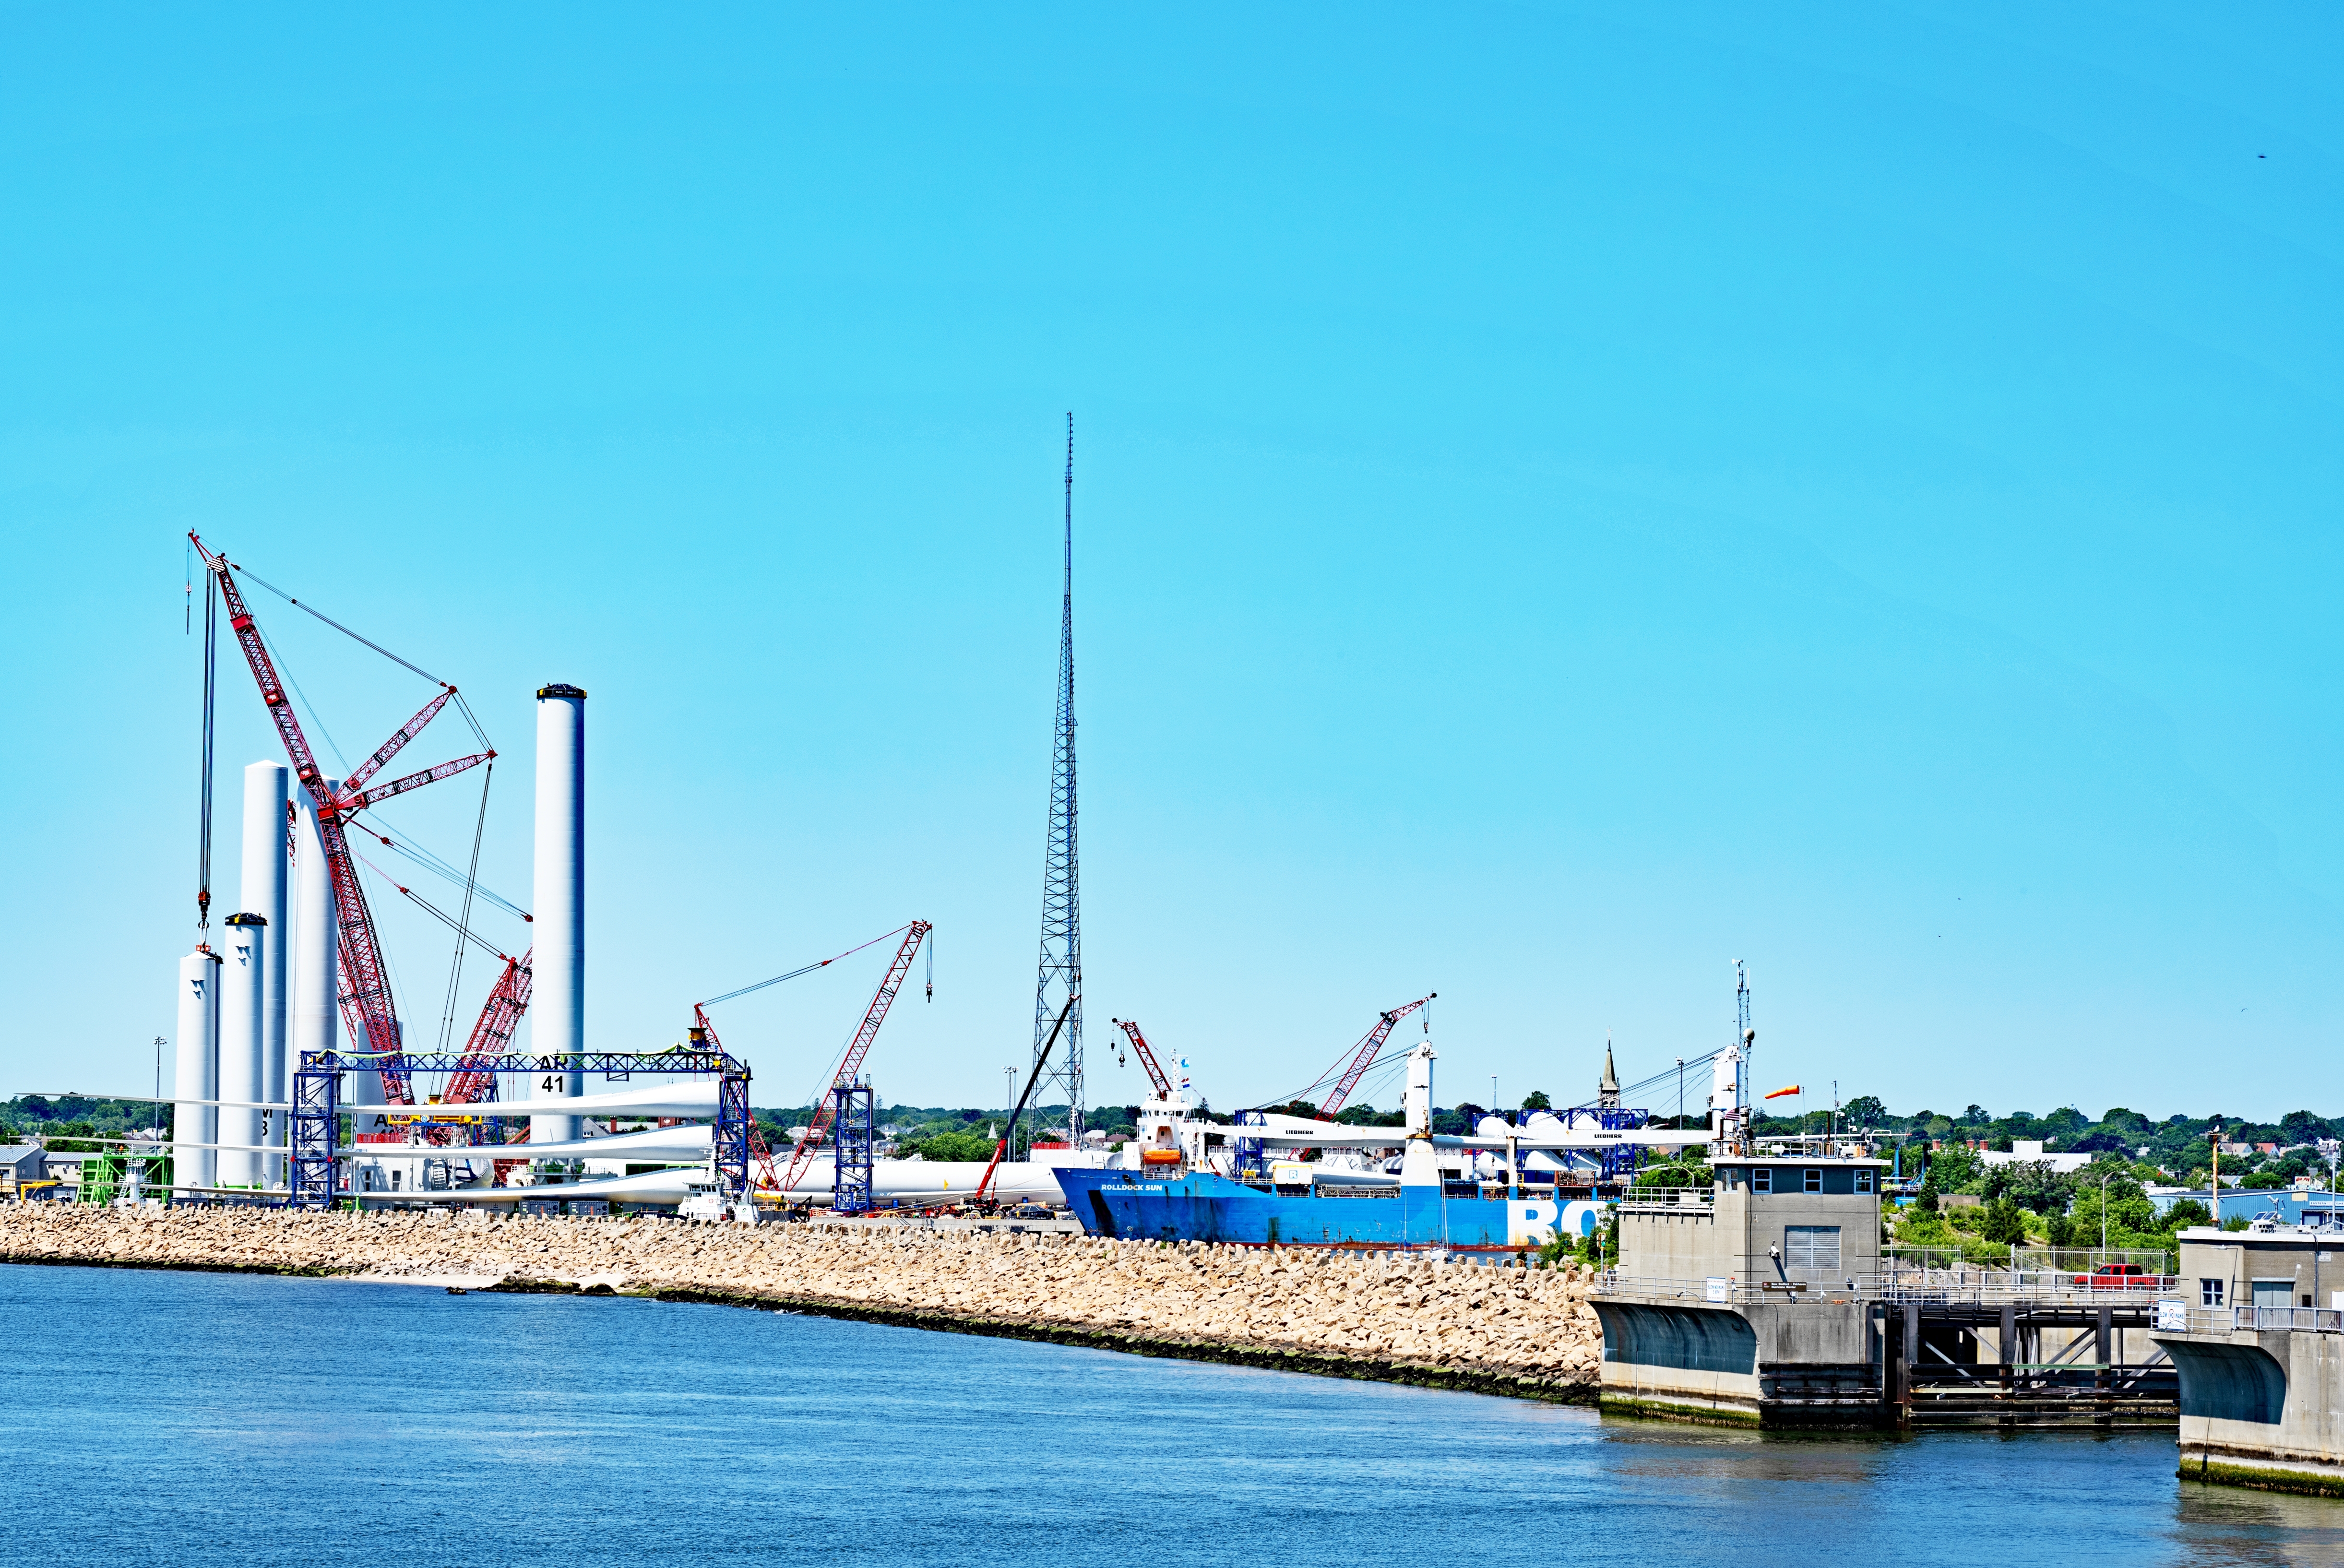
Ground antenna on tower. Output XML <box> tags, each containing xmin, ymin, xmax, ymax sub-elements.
<box><xmin>1026</xmin><ymin>412</ymin><xmax>1085</xmax><ymax>1153</ymax></box>
<box><xmin>1733</xmin><ymin>959</ymin><xmax>1753</xmax><ymax>1151</ymax></box>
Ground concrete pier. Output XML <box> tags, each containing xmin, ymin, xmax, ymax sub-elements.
<box><xmin>1595</xmin><ymin>1151</ymin><xmax>2176</xmax><ymax>1429</ymax></box>
<box><xmin>1595</xmin><ymin>1153</ymin><xmax>1893</xmax><ymax>1426</ymax></box>
<box><xmin>2157</xmin><ymin>1319</ymin><xmax>2344</xmax><ymax>1494</ymax></box>
<box><xmin>1594</xmin><ymin>1288</ymin><xmax>1887</xmax><ymax>1425</ymax></box>
<box><xmin>2155</xmin><ymin>1223</ymin><xmax>2344</xmax><ymax>1495</ymax></box>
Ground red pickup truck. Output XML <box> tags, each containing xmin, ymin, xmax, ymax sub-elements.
<box><xmin>2073</xmin><ymin>1262</ymin><xmax>2158</xmax><ymax>1290</ymax></box>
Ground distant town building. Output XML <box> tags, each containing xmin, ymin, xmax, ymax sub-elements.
<box><xmin>0</xmin><ymin>1144</ymin><xmax>48</xmax><ymax>1197</ymax></box>
<box><xmin>1978</xmin><ymin>1138</ymin><xmax>2092</xmax><ymax>1175</ymax></box>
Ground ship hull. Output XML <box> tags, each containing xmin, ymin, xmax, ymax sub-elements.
<box><xmin>1053</xmin><ymin>1167</ymin><xmax>1591</xmax><ymax>1249</ymax></box>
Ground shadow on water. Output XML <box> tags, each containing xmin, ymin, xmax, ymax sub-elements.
<box><xmin>6</xmin><ymin>1264</ymin><xmax>2344</xmax><ymax>1566</ymax></box>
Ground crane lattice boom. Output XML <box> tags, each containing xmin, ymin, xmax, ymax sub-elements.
<box><xmin>191</xmin><ymin>535</ymin><xmax>495</xmax><ymax>1105</ymax></box>
<box><xmin>443</xmin><ymin>950</ymin><xmax>534</xmax><ymax>1106</ymax></box>
<box><xmin>1318</xmin><ymin>993</ymin><xmax>1435</xmax><ymax>1116</ymax></box>
<box><xmin>1112</xmin><ymin>1018</ymin><xmax>1171</xmax><ymax>1098</ymax></box>
<box><xmin>773</xmin><ymin>921</ymin><xmax>931</xmax><ymax>1194</ymax></box>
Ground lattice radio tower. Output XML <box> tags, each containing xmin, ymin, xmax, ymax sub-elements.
<box><xmin>1030</xmin><ymin>412</ymin><xmax>1084</xmax><ymax>1146</ymax></box>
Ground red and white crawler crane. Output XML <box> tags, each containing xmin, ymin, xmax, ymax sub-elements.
<box><xmin>684</xmin><ymin>922</ymin><xmax>933</xmax><ymax>1197</ymax></box>
<box><xmin>191</xmin><ymin>534</ymin><xmax>494</xmax><ymax>1104</ymax></box>
<box><xmin>771</xmin><ymin>921</ymin><xmax>932</xmax><ymax>1194</ymax></box>
<box><xmin>1315</xmin><ymin>993</ymin><xmax>1436</xmax><ymax>1117</ymax></box>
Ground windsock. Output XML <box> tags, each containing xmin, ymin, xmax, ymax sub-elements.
<box><xmin>1764</xmin><ymin>1084</ymin><xmax>1803</xmax><ymax>1101</ymax></box>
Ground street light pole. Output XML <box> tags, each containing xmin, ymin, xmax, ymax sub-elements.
<box><xmin>2212</xmin><ymin>1122</ymin><xmax>2223</xmax><ymax>1230</ymax></box>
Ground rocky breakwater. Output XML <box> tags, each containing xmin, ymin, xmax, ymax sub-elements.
<box><xmin>0</xmin><ymin>1206</ymin><xmax>1604</xmax><ymax>1400</ymax></box>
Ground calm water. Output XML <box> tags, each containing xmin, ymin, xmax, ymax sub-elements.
<box><xmin>6</xmin><ymin>1263</ymin><xmax>2344</xmax><ymax>1566</ymax></box>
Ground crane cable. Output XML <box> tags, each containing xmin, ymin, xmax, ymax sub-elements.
<box><xmin>697</xmin><ymin>924</ymin><xmax>916</xmax><ymax>1010</ymax></box>
<box><xmin>233</xmin><ymin>556</ymin><xmax>492</xmax><ymax>750</ymax></box>
<box><xmin>254</xmin><ymin>611</ymin><xmax>524</xmax><ymax>920</ymax></box>
<box><xmin>230</xmin><ymin>560</ymin><xmax>441</xmax><ymax>683</ymax></box>
<box><xmin>352</xmin><ymin>851</ymin><xmax>511</xmax><ymax>962</ymax></box>
<box><xmin>196</xmin><ymin>569</ymin><xmax>217</xmax><ymax>932</ymax></box>
<box><xmin>433</xmin><ymin>760</ymin><xmax>494</xmax><ymax>1054</ymax></box>
<box><xmin>352</xmin><ymin>818</ymin><xmax>528</xmax><ymax>922</ymax></box>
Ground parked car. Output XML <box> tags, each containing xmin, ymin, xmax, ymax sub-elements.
<box><xmin>2074</xmin><ymin>1262</ymin><xmax>2154</xmax><ymax>1289</ymax></box>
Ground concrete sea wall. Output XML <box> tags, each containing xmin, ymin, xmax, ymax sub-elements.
<box><xmin>0</xmin><ymin>1207</ymin><xmax>1604</xmax><ymax>1402</ymax></box>
<box><xmin>2160</xmin><ymin>1326</ymin><xmax>2344</xmax><ymax>1496</ymax></box>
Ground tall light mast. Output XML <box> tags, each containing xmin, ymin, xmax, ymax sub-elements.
<box><xmin>1030</xmin><ymin>413</ymin><xmax>1084</xmax><ymax>1148</ymax></box>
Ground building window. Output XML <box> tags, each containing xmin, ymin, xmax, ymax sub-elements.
<box><xmin>1855</xmin><ymin>1169</ymin><xmax>1874</xmax><ymax>1194</ymax></box>
<box><xmin>1784</xmin><ymin>1225</ymin><xmax>1842</xmax><ymax>1274</ymax></box>
<box><xmin>1752</xmin><ymin>1167</ymin><xmax>1773</xmax><ymax>1194</ymax></box>
<box><xmin>1804</xmin><ymin>1168</ymin><xmax>1823</xmax><ymax>1193</ymax></box>
<box><xmin>2201</xmin><ymin>1278</ymin><xmax>2225</xmax><ymax>1307</ymax></box>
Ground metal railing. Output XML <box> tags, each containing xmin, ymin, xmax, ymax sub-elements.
<box><xmin>1594</xmin><ymin>1271</ymin><xmax>1867</xmax><ymax>1306</ymax></box>
<box><xmin>2157</xmin><ymin>1303</ymin><xmax>2344</xmax><ymax>1336</ymax></box>
<box><xmin>1877</xmin><ymin>1268</ymin><xmax>2177</xmax><ymax>1305</ymax></box>
<box><xmin>1884</xmin><ymin>1244</ymin><xmax>2178</xmax><ymax>1274</ymax></box>
<box><xmin>2010</xmin><ymin>1247</ymin><xmax>2173</xmax><ymax>1272</ymax></box>
<box><xmin>1617</xmin><ymin>1186</ymin><xmax>1716</xmax><ymax>1210</ymax></box>
<box><xmin>1595</xmin><ymin>1268</ymin><xmax>2180</xmax><ymax>1308</ymax></box>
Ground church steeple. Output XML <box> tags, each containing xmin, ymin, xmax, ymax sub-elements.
<box><xmin>1598</xmin><ymin>1035</ymin><xmax>1621</xmax><ymax>1110</ymax></box>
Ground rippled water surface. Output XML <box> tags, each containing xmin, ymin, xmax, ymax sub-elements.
<box><xmin>6</xmin><ymin>1262</ymin><xmax>2344</xmax><ymax>1565</ymax></box>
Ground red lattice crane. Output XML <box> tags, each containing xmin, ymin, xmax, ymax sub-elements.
<box><xmin>443</xmin><ymin>949</ymin><xmax>534</xmax><ymax>1106</ymax></box>
<box><xmin>191</xmin><ymin>535</ymin><xmax>494</xmax><ymax>1104</ymax></box>
<box><xmin>1110</xmin><ymin>1018</ymin><xmax>1172</xmax><ymax>1098</ymax></box>
<box><xmin>1316</xmin><ymin>993</ymin><xmax>1436</xmax><ymax>1117</ymax></box>
<box><xmin>772</xmin><ymin>921</ymin><xmax>931</xmax><ymax>1194</ymax></box>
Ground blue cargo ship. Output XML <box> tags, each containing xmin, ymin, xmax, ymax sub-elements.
<box><xmin>1055</xmin><ymin>1036</ymin><xmax>1708</xmax><ymax>1249</ymax></box>
<box><xmin>1052</xmin><ymin>1164</ymin><xmax>1599</xmax><ymax>1250</ymax></box>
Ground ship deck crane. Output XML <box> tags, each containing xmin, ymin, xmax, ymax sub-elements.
<box><xmin>1316</xmin><ymin>993</ymin><xmax>1435</xmax><ymax>1117</ymax></box>
<box><xmin>191</xmin><ymin>535</ymin><xmax>494</xmax><ymax>1104</ymax></box>
<box><xmin>1111</xmin><ymin>1017</ymin><xmax>1172</xmax><ymax>1098</ymax></box>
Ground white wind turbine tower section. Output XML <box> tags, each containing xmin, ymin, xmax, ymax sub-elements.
<box><xmin>217</xmin><ymin>912</ymin><xmax>267</xmax><ymax>1188</ymax></box>
<box><xmin>290</xmin><ymin>775</ymin><xmax>339</xmax><ymax>1084</ymax></box>
<box><xmin>174</xmin><ymin>948</ymin><xmax>221</xmax><ymax>1196</ymax></box>
<box><xmin>532</xmin><ymin>684</ymin><xmax>587</xmax><ymax>1146</ymax></box>
<box><xmin>241</xmin><ymin>760</ymin><xmax>289</xmax><ymax>1183</ymax></box>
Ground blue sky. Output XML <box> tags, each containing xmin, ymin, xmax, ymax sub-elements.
<box><xmin>3</xmin><ymin>4</ymin><xmax>2339</xmax><ymax>1120</ymax></box>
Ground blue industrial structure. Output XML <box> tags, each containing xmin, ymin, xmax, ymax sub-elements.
<box><xmin>289</xmin><ymin>1045</ymin><xmax>750</xmax><ymax>1211</ymax></box>
<box><xmin>832</xmin><ymin>1083</ymin><xmax>876</xmax><ymax>1214</ymax></box>
<box><xmin>1545</xmin><ymin>1105</ymin><xmax>1657</xmax><ymax>1182</ymax></box>
<box><xmin>1232</xmin><ymin>1108</ymin><xmax>1268</xmax><ymax>1182</ymax></box>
